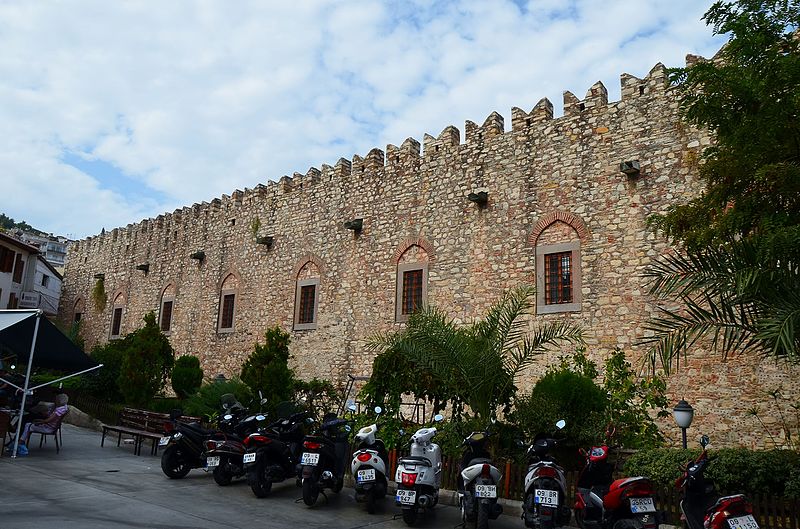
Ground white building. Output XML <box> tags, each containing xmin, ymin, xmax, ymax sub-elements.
<box><xmin>0</xmin><ymin>232</ymin><xmax>38</xmax><ymax>310</ymax></box>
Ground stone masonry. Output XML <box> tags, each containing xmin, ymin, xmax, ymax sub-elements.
<box><xmin>60</xmin><ymin>54</ymin><xmax>800</xmax><ymax>449</ymax></box>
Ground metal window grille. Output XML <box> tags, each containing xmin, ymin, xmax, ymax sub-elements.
<box><xmin>160</xmin><ymin>300</ymin><xmax>173</xmax><ymax>332</ymax></box>
<box><xmin>544</xmin><ymin>251</ymin><xmax>573</xmax><ymax>304</ymax></box>
<box><xmin>220</xmin><ymin>293</ymin><xmax>235</xmax><ymax>329</ymax></box>
<box><xmin>298</xmin><ymin>284</ymin><xmax>316</xmax><ymax>324</ymax></box>
<box><xmin>402</xmin><ymin>269</ymin><xmax>423</xmax><ymax>315</ymax></box>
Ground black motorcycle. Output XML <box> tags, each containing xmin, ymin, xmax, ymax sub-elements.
<box><xmin>458</xmin><ymin>428</ymin><xmax>503</xmax><ymax>529</ymax></box>
<box><xmin>243</xmin><ymin>410</ymin><xmax>310</xmax><ymax>497</ymax></box>
<box><xmin>300</xmin><ymin>412</ymin><xmax>352</xmax><ymax>506</ymax></box>
<box><xmin>206</xmin><ymin>407</ymin><xmax>267</xmax><ymax>486</ymax></box>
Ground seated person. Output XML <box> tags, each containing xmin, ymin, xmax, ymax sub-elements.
<box><xmin>10</xmin><ymin>393</ymin><xmax>69</xmax><ymax>456</ymax></box>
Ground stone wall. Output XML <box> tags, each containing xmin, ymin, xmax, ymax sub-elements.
<box><xmin>60</xmin><ymin>56</ymin><xmax>800</xmax><ymax>449</ymax></box>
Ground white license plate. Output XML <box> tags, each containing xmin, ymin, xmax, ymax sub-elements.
<box><xmin>630</xmin><ymin>497</ymin><xmax>656</xmax><ymax>513</ymax></box>
<box><xmin>728</xmin><ymin>515</ymin><xmax>759</xmax><ymax>529</ymax></box>
<box><xmin>206</xmin><ymin>456</ymin><xmax>220</xmax><ymax>468</ymax></box>
<box><xmin>396</xmin><ymin>489</ymin><xmax>416</xmax><ymax>505</ymax></box>
<box><xmin>534</xmin><ymin>489</ymin><xmax>559</xmax><ymax>506</ymax></box>
<box><xmin>357</xmin><ymin>469</ymin><xmax>376</xmax><ymax>482</ymax></box>
<box><xmin>159</xmin><ymin>436</ymin><xmax>170</xmax><ymax>446</ymax></box>
<box><xmin>243</xmin><ymin>452</ymin><xmax>256</xmax><ymax>464</ymax></box>
<box><xmin>475</xmin><ymin>484</ymin><xmax>497</xmax><ymax>498</ymax></box>
<box><xmin>301</xmin><ymin>452</ymin><xmax>320</xmax><ymax>465</ymax></box>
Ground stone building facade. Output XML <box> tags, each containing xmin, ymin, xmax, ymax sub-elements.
<box><xmin>60</xmin><ymin>57</ymin><xmax>800</xmax><ymax>448</ymax></box>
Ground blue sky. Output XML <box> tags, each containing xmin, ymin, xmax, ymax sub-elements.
<box><xmin>0</xmin><ymin>0</ymin><xmax>725</xmax><ymax>239</ymax></box>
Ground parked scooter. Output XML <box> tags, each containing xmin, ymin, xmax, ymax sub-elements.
<box><xmin>350</xmin><ymin>405</ymin><xmax>390</xmax><ymax>513</ymax></box>
<box><xmin>521</xmin><ymin>419</ymin><xmax>571</xmax><ymax>529</ymax></box>
<box><xmin>676</xmin><ymin>435</ymin><xmax>759</xmax><ymax>529</ymax></box>
<box><xmin>205</xmin><ymin>398</ymin><xmax>267</xmax><ymax>486</ymax></box>
<box><xmin>160</xmin><ymin>407</ymin><xmax>220</xmax><ymax>479</ymax></box>
<box><xmin>574</xmin><ymin>428</ymin><xmax>660</xmax><ymax>529</ymax></box>
<box><xmin>243</xmin><ymin>409</ymin><xmax>310</xmax><ymax>497</ymax></box>
<box><xmin>458</xmin><ymin>426</ymin><xmax>503</xmax><ymax>529</ymax></box>
<box><xmin>394</xmin><ymin>414</ymin><xmax>444</xmax><ymax>526</ymax></box>
<box><xmin>300</xmin><ymin>412</ymin><xmax>352</xmax><ymax>506</ymax></box>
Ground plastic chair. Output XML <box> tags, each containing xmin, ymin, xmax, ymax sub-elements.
<box><xmin>37</xmin><ymin>410</ymin><xmax>68</xmax><ymax>453</ymax></box>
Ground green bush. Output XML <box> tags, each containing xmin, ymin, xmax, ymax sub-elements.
<box><xmin>240</xmin><ymin>326</ymin><xmax>295</xmax><ymax>414</ymax></box>
<box><xmin>77</xmin><ymin>341</ymin><xmax>125</xmax><ymax>402</ymax></box>
<box><xmin>171</xmin><ymin>355</ymin><xmax>203</xmax><ymax>399</ymax></box>
<box><xmin>624</xmin><ymin>447</ymin><xmax>800</xmax><ymax>498</ymax></box>
<box><xmin>181</xmin><ymin>378</ymin><xmax>253</xmax><ymax>421</ymax></box>
<box><xmin>116</xmin><ymin>312</ymin><xmax>175</xmax><ymax>406</ymax></box>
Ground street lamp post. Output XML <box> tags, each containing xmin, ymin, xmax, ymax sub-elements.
<box><xmin>672</xmin><ymin>399</ymin><xmax>694</xmax><ymax>449</ymax></box>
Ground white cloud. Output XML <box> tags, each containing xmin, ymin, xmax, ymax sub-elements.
<box><xmin>0</xmin><ymin>0</ymin><xmax>724</xmax><ymax>238</ymax></box>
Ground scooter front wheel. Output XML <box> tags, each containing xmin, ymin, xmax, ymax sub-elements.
<box><xmin>302</xmin><ymin>478</ymin><xmax>319</xmax><ymax>506</ymax></box>
<box><xmin>401</xmin><ymin>507</ymin><xmax>418</xmax><ymax>526</ymax></box>
<box><xmin>213</xmin><ymin>457</ymin><xmax>233</xmax><ymax>486</ymax></box>
<box><xmin>574</xmin><ymin>509</ymin><xmax>587</xmax><ymax>529</ymax></box>
<box><xmin>160</xmin><ymin>445</ymin><xmax>191</xmax><ymax>479</ymax></box>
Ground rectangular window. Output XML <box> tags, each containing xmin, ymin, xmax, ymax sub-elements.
<box><xmin>12</xmin><ymin>254</ymin><xmax>24</xmax><ymax>283</ymax></box>
<box><xmin>396</xmin><ymin>263</ymin><xmax>428</xmax><ymax>322</ymax></box>
<box><xmin>294</xmin><ymin>278</ymin><xmax>319</xmax><ymax>330</ymax></box>
<box><xmin>111</xmin><ymin>307</ymin><xmax>123</xmax><ymax>338</ymax></box>
<box><xmin>0</xmin><ymin>247</ymin><xmax>14</xmax><ymax>273</ymax></box>
<box><xmin>219</xmin><ymin>293</ymin><xmax>235</xmax><ymax>331</ymax></box>
<box><xmin>544</xmin><ymin>251</ymin><xmax>573</xmax><ymax>304</ymax></box>
<box><xmin>402</xmin><ymin>269</ymin><xmax>424</xmax><ymax>315</ymax></box>
<box><xmin>41</xmin><ymin>274</ymin><xmax>49</xmax><ymax>287</ymax></box>
<box><xmin>298</xmin><ymin>285</ymin><xmax>316</xmax><ymax>324</ymax></box>
<box><xmin>160</xmin><ymin>300</ymin><xmax>173</xmax><ymax>332</ymax></box>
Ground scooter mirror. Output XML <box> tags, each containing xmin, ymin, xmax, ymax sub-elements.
<box><xmin>255</xmin><ymin>415</ymin><xmax>266</xmax><ymax>421</ymax></box>
<box><xmin>374</xmin><ymin>406</ymin><xmax>382</xmax><ymax>415</ymax></box>
<box><xmin>258</xmin><ymin>390</ymin><xmax>263</xmax><ymax>400</ymax></box>
<box><xmin>490</xmin><ymin>417</ymin><xmax>497</xmax><ymax>424</ymax></box>
<box><xmin>515</xmin><ymin>439</ymin><xmax>525</xmax><ymax>448</ymax></box>
<box><xmin>347</xmin><ymin>403</ymin><xmax>357</xmax><ymax>412</ymax></box>
<box><xmin>398</xmin><ymin>429</ymin><xmax>405</xmax><ymax>436</ymax></box>
<box><xmin>556</xmin><ymin>419</ymin><xmax>566</xmax><ymax>430</ymax></box>
<box><xmin>260</xmin><ymin>398</ymin><xmax>268</xmax><ymax>405</ymax></box>
<box><xmin>433</xmin><ymin>414</ymin><xmax>444</xmax><ymax>422</ymax></box>
<box><xmin>223</xmin><ymin>414</ymin><xmax>233</xmax><ymax>421</ymax></box>
<box><xmin>700</xmin><ymin>434</ymin><xmax>710</xmax><ymax>448</ymax></box>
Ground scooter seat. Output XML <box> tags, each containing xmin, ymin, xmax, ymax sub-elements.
<box><xmin>399</xmin><ymin>456</ymin><xmax>432</xmax><ymax>466</ymax></box>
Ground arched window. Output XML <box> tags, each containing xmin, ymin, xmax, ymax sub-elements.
<box><xmin>110</xmin><ymin>293</ymin><xmax>126</xmax><ymax>339</ymax></box>
<box><xmin>531</xmin><ymin>213</ymin><xmax>586</xmax><ymax>314</ymax></box>
<box><xmin>73</xmin><ymin>297</ymin><xmax>85</xmax><ymax>323</ymax></box>
<box><xmin>395</xmin><ymin>243</ymin><xmax>430</xmax><ymax>322</ymax></box>
<box><xmin>217</xmin><ymin>273</ymin><xmax>239</xmax><ymax>333</ymax></box>
<box><xmin>159</xmin><ymin>284</ymin><xmax>176</xmax><ymax>333</ymax></box>
<box><xmin>294</xmin><ymin>259</ymin><xmax>321</xmax><ymax>330</ymax></box>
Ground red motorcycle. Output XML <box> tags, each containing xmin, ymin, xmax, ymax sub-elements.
<box><xmin>676</xmin><ymin>435</ymin><xmax>759</xmax><ymax>529</ymax></box>
<box><xmin>574</xmin><ymin>429</ymin><xmax>660</xmax><ymax>529</ymax></box>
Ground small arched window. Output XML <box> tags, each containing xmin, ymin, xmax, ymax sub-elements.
<box><xmin>533</xmin><ymin>216</ymin><xmax>584</xmax><ymax>314</ymax></box>
<box><xmin>218</xmin><ymin>274</ymin><xmax>238</xmax><ymax>333</ymax></box>
<box><xmin>159</xmin><ymin>284</ymin><xmax>176</xmax><ymax>333</ymax></box>
<box><xmin>110</xmin><ymin>293</ymin><xmax>126</xmax><ymax>339</ymax></box>
<box><xmin>294</xmin><ymin>260</ymin><xmax>321</xmax><ymax>330</ymax></box>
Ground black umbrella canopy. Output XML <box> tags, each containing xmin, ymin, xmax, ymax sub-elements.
<box><xmin>0</xmin><ymin>310</ymin><xmax>97</xmax><ymax>372</ymax></box>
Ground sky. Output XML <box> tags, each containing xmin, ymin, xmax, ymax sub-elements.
<box><xmin>0</xmin><ymin>0</ymin><xmax>725</xmax><ymax>240</ymax></box>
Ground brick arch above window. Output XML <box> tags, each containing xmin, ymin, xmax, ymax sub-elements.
<box><xmin>160</xmin><ymin>282</ymin><xmax>177</xmax><ymax>298</ymax></box>
<box><xmin>73</xmin><ymin>296</ymin><xmax>85</xmax><ymax>313</ymax></box>
<box><xmin>110</xmin><ymin>289</ymin><xmax>127</xmax><ymax>306</ymax></box>
<box><xmin>392</xmin><ymin>237</ymin><xmax>435</xmax><ymax>265</ymax></box>
<box><xmin>218</xmin><ymin>269</ymin><xmax>241</xmax><ymax>291</ymax></box>
<box><xmin>293</xmin><ymin>254</ymin><xmax>325</xmax><ymax>279</ymax></box>
<box><xmin>528</xmin><ymin>211</ymin><xmax>589</xmax><ymax>246</ymax></box>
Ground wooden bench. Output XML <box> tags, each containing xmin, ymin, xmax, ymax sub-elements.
<box><xmin>101</xmin><ymin>408</ymin><xmax>201</xmax><ymax>456</ymax></box>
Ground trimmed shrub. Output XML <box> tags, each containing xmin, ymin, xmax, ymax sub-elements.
<box><xmin>624</xmin><ymin>447</ymin><xmax>800</xmax><ymax>498</ymax></box>
<box><xmin>240</xmin><ymin>326</ymin><xmax>295</xmax><ymax>413</ymax></box>
<box><xmin>171</xmin><ymin>355</ymin><xmax>203</xmax><ymax>399</ymax></box>
<box><xmin>117</xmin><ymin>312</ymin><xmax>175</xmax><ymax>406</ymax></box>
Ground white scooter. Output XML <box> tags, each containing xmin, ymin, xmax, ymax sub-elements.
<box><xmin>395</xmin><ymin>414</ymin><xmax>444</xmax><ymax>526</ymax></box>
<box><xmin>350</xmin><ymin>406</ymin><xmax>389</xmax><ymax>513</ymax></box>
<box><xmin>458</xmin><ymin>428</ymin><xmax>504</xmax><ymax>529</ymax></box>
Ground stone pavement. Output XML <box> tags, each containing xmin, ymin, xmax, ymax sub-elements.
<box><xmin>0</xmin><ymin>424</ymin><xmax>525</xmax><ymax>529</ymax></box>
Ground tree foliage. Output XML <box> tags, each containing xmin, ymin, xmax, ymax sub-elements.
<box><xmin>116</xmin><ymin>312</ymin><xmax>175</xmax><ymax>406</ymax></box>
<box><xmin>645</xmin><ymin>0</ymin><xmax>800</xmax><ymax>370</ymax></box>
<box><xmin>171</xmin><ymin>354</ymin><xmax>204</xmax><ymax>399</ymax></box>
<box><xmin>240</xmin><ymin>326</ymin><xmax>296</xmax><ymax>413</ymax></box>
<box><xmin>364</xmin><ymin>285</ymin><xmax>583</xmax><ymax>423</ymax></box>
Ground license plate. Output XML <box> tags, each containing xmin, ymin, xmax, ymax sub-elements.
<box><xmin>301</xmin><ymin>452</ymin><xmax>319</xmax><ymax>465</ymax></box>
<box><xmin>357</xmin><ymin>469</ymin><xmax>376</xmax><ymax>482</ymax></box>
<box><xmin>243</xmin><ymin>452</ymin><xmax>256</xmax><ymax>464</ymax></box>
<box><xmin>159</xmin><ymin>436</ymin><xmax>170</xmax><ymax>446</ymax></box>
<box><xmin>535</xmin><ymin>489</ymin><xmax>559</xmax><ymax>506</ymax></box>
<box><xmin>630</xmin><ymin>497</ymin><xmax>656</xmax><ymax>513</ymax></box>
<box><xmin>728</xmin><ymin>515</ymin><xmax>759</xmax><ymax>529</ymax></box>
<box><xmin>475</xmin><ymin>484</ymin><xmax>496</xmax><ymax>498</ymax></box>
<box><xmin>206</xmin><ymin>456</ymin><xmax>220</xmax><ymax>468</ymax></box>
<box><xmin>396</xmin><ymin>489</ymin><xmax>416</xmax><ymax>505</ymax></box>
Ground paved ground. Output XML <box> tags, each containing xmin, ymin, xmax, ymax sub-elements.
<box><xmin>1</xmin><ymin>425</ymin><xmax>524</xmax><ymax>529</ymax></box>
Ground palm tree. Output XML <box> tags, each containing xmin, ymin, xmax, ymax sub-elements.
<box><xmin>368</xmin><ymin>285</ymin><xmax>583</xmax><ymax>423</ymax></box>
<box><xmin>642</xmin><ymin>229</ymin><xmax>800</xmax><ymax>374</ymax></box>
